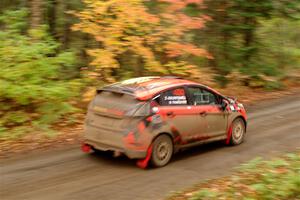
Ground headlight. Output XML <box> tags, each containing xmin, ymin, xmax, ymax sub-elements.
<box><xmin>237</xmin><ymin>103</ymin><xmax>244</xmax><ymax>109</ymax></box>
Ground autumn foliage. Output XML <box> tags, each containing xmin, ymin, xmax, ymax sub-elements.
<box><xmin>72</xmin><ymin>0</ymin><xmax>211</xmax><ymax>82</ymax></box>
<box><xmin>1</xmin><ymin>0</ymin><xmax>299</xmax><ymax>140</ymax></box>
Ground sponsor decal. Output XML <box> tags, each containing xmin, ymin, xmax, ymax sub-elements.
<box><xmin>93</xmin><ymin>106</ymin><xmax>108</xmax><ymax>113</ymax></box>
<box><xmin>93</xmin><ymin>106</ymin><xmax>124</xmax><ymax>116</ymax></box>
<box><xmin>164</xmin><ymin>88</ymin><xmax>187</xmax><ymax>105</ymax></box>
<box><xmin>164</xmin><ymin>95</ymin><xmax>187</xmax><ymax>105</ymax></box>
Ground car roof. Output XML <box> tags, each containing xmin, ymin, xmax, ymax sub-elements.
<box><xmin>100</xmin><ymin>76</ymin><xmax>221</xmax><ymax>100</ymax></box>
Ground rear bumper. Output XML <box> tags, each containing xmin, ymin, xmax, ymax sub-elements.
<box><xmin>84</xmin><ymin>125</ymin><xmax>147</xmax><ymax>159</ymax></box>
<box><xmin>85</xmin><ymin>140</ymin><xmax>147</xmax><ymax>159</ymax></box>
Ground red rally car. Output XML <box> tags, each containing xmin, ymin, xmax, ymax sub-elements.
<box><xmin>82</xmin><ymin>76</ymin><xmax>247</xmax><ymax>168</ymax></box>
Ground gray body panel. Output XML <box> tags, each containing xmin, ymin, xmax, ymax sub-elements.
<box><xmin>83</xmin><ymin>81</ymin><xmax>247</xmax><ymax>159</ymax></box>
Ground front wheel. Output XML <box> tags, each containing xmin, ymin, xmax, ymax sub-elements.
<box><xmin>230</xmin><ymin>118</ymin><xmax>246</xmax><ymax>145</ymax></box>
<box><xmin>151</xmin><ymin>134</ymin><xmax>173</xmax><ymax>167</ymax></box>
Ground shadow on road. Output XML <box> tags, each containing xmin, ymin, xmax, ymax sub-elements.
<box><xmin>86</xmin><ymin>140</ymin><xmax>229</xmax><ymax>169</ymax></box>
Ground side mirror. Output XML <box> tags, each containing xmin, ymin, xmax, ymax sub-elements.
<box><xmin>221</xmin><ymin>99</ymin><xmax>228</xmax><ymax>110</ymax></box>
<box><xmin>227</xmin><ymin>96</ymin><xmax>237</xmax><ymax>102</ymax></box>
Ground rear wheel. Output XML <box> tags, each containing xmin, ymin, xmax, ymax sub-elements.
<box><xmin>151</xmin><ymin>134</ymin><xmax>173</xmax><ymax>167</ymax></box>
<box><xmin>230</xmin><ymin>118</ymin><xmax>246</xmax><ymax>145</ymax></box>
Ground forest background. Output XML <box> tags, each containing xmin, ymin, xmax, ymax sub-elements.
<box><xmin>1</xmin><ymin>0</ymin><xmax>300</xmax><ymax>140</ymax></box>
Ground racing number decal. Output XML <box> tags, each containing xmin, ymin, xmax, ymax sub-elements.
<box><xmin>172</xmin><ymin>88</ymin><xmax>185</xmax><ymax>96</ymax></box>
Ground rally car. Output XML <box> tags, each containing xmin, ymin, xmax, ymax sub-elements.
<box><xmin>82</xmin><ymin>76</ymin><xmax>247</xmax><ymax>168</ymax></box>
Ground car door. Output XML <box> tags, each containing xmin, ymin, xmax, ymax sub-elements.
<box><xmin>156</xmin><ymin>87</ymin><xmax>205</xmax><ymax>143</ymax></box>
<box><xmin>186</xmin><ymin>86</ymin><xmax>228</xmax><ymax>139</ymax></box>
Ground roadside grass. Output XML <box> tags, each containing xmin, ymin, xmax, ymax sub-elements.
<box><xmin>168</xmin><ymin>152</ymin><xmax>300</xmax><ymax>200</ymax></box>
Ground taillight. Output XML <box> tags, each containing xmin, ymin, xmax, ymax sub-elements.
<box><xmin>81</xmin><ymin>143</ymin><xmax>91</xmax><ymax>153</ymax></box>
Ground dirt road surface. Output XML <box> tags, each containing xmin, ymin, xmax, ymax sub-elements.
<box><xmin>1</xmin><ymin>95</ymin><xmax>300</xmax><ymax>200</ymax></box>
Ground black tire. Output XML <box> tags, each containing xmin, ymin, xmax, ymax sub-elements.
<box><xmin>230</xmin><ymin>118</ymin><xmax>246</xmax><ymax>145</ymax></box>
<box><xmin>151</xmin><ymin>134</ymin><xmax>173</xmax><ymax>167</ymax></box>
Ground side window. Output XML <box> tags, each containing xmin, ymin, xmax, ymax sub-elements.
<box><xmin>159</xmin><ymin>88</ymin><xmax>187</xmax><ymax>106</ymax></box>
<box><xmin>187</xmin><ymin>87</ymin><xmax>218</xmax><ymax>105</ymax></box>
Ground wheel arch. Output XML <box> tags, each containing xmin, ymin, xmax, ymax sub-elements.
<box><xmin>152</xmin><ymin>132</ymin><xmax>174</xmax><ymax>144</ymax></box>
<box><xmin>235</xmin><ymin>116</ymin><xmax>247</xmax><ymax>132</ymax></box>
<box><xmin>227</xmin><ymin>116</ymin><xmax>247</xmax><ymax>145</ymax></box>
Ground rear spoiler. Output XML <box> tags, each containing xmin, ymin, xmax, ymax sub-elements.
<box><xmin>97</xmin><ymin>86</ymin><xmax>151</xmax><ymax>101</ymax></box>
<box><xmin>96</xmin><ymin>87</ymin><xmax>135</xmax><ymax>96</ymax></box>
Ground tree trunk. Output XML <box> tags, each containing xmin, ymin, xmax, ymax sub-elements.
<box><xmin>60</xmin><ymin>1</ymin><xmax>71</xmax><ymax>49</ymax></box>
<box><xmin>29</xmin><ymin>0</ymin><xmax>43</xmax><ymax>29</ymax></box>
<box><xmin>48</xmin><ymin>0</ymin><xmax>57</xmax><ymax>38</ymax></box>
<box><xmin>243</xmin><ymin>17</ymin><xmax>256</xmax><ymax>64</ymax></box>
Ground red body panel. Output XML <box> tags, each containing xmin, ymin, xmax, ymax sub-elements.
<box><xmin>83</xmin><ymin>76</ymin><xmax>248</xmax><ymax>168</ymax></box>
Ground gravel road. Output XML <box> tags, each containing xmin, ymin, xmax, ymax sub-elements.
<box><xmin>1</xmin><ymin>94</ymin><xmax>300</xmax><ymax>200</ymax></box>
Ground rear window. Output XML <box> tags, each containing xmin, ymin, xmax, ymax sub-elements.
<box><xmin>92</xmin><ymin>91</ymin><xmax>148</xmax><ymax>116</ymax></box>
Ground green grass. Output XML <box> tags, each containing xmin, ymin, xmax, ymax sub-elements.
<box><xmin>169</xmin><ymin>152</ymin><xmax>300</xmax><ymax>200</ymax></box>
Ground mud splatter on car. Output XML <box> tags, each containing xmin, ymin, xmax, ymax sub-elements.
<box><xmin>82</xmin><ymin>77</ymin><xmax>247</xmax><ymax>168</ymax></box>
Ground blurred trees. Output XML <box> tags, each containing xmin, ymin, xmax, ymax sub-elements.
<box><xmin>72</xmin><ymin>0</ymin><xmax>211</xmax><ymax>82</ymax></box>
<box><xmin>29</xmin><ymin>0</ymin><xmax>43</xmax><ymax>29</ymax></box>
<box><xmin>258</xmin><ymin>18</ymin><xmax>300</xmax><ymax>77</ymax></box>
<box><xmin>0</xmin><ymin>0</ymin><xmax>299</xmax><ymax>137</ymax></box>
<box><xmin>197</xmin><ymin>0</ymin><xmax>300</xmax><ymax>86</ymax></box>
<box><xmin>0</xmin><ymin>9</ymin><xmax>82</xmax><ymax>138</ymax></box>
<box><xmin>1</xmin><ymin>0</ymin><xmax>298</xmax><ymax>84</ymax></box>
